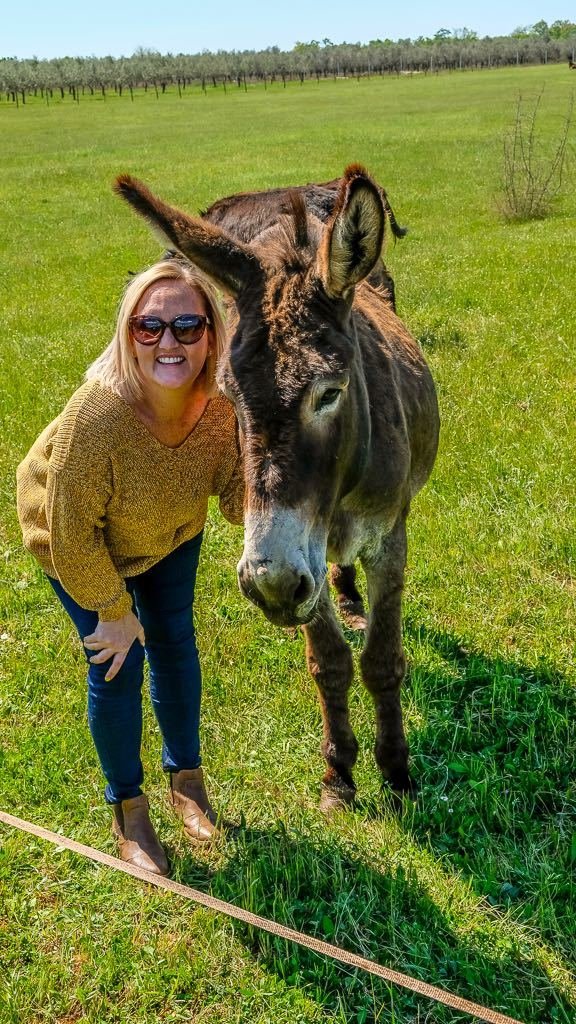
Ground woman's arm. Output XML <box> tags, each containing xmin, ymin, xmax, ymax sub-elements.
<box><xmin>43</xmin><ymin>384</ymin><xmax>136</xmax><ymax>618</ymax></box>
<box><xmin>46</xmin><ymin>463</ymin><xmax>146</xmax><ymax>680</ymax></box>
<box><xmin>46</xmin><ymin>463</ymin><xmax>133</xmax><ymax>620</ymax></box>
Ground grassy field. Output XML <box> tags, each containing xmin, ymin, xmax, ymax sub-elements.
<box><xmin>0</xmin><ymin>65</ymin><xmax>575</xmax><ymax>1024</ymax></box>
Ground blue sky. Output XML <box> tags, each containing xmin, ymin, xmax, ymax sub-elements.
<box><xmin>3</xmin><ymin>1</ymin><xmax>574</xmax><ymax>59</ymax></box>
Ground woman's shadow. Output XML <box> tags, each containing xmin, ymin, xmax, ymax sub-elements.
<box><xmin>172</xmin><ymin>625</ymin><xmax>576</xmax><ymax>1024</ymax></box>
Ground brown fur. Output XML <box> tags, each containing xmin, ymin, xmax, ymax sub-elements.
<box><xmin>115</xmin><ymin>165</ymin><xmax>440</xmax><ymax>803</ymax></box>
<box><xmin>201</xmin><ymin>174</ymin><xmax>406</xmax><ymax>311</ymax></box>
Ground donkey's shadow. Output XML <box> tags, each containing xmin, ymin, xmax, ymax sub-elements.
<box><xmin>170</xmin><ymin>629</ymin><xmax>575</xmax><ymax>1023</ymax></box>
<box><xmin>174</xmin><ymin>816</ymin><xmax>573</xmax><ymax>1024</ymax></box>
<box><xmin>348</xmin><ymin>621</ymin><xmax>576</xmax><ymax>935</ymax></box>
<box><xmin>402</xmin><ymin>622</ymin><xmax>576</xmax><ymax>870</ymax></box>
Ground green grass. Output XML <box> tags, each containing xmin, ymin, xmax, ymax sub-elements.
<box><xmin>1</xmin><ymin>66</ymin><xmax>575</xmax><ymax>1024</ymax></box>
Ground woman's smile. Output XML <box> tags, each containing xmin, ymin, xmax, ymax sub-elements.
<box><xmin>156</xmin><ymin>354</ymin><xmax>187</xmax><ymax>367</ymax></box>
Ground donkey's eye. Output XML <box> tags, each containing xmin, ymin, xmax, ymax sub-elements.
<box><xmin>316</xmin><ymin>388</ymin><xmax>341</xmax><ymax>411</ymax></box>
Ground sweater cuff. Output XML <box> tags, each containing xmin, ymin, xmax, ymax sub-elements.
<box><xmin>97</xmin><ymin>590</ymin><xmax>133</xmax><ymax>621</ymax></box>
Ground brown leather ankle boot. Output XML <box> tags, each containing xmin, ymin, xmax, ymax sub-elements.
<box><xmin>169</xmin><ymin>768</ymin><xmax>218</xmax><ymax>843</ymax></box>
<box><xmin>112</xmin><ymin>794</ymin><xmax>169</xmax><ymax>875</ymax></box>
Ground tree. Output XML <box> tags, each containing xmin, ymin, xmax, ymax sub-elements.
<box><xmin>4</xmin><ymin>24</ymin><xmax>576</xmax><ymax>106</ymax></box>
<box><xmin>532</xmin><ymin>20</ymin><xmax>550</xmax><ymax>40</ymax></box>
<box><xmin>453</xmin><ymin>27</ymin><xmax>478</xmax><ymax>41</ymax></box>
<box><xmin>549</xmin><ymin>20</ymin><xmax>576</xmax><ymax>39</ymax></box>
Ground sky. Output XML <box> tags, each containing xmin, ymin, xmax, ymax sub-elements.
<box><xmin>2</xmin><ymin>1</ymin><xmax>575</xmax><ymax>60</ymax></box>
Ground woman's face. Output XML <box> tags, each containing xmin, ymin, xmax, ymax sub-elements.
<box><xmin>131</xmin><ymin>279</ymin><xmax>212</xmax><ymax>396</ymax></box>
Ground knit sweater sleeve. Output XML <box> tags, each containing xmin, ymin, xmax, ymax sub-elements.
<box><xmin>44</xmin><ymin>389</ymin><xmax>133</xmax><ymax>621</ymax></box>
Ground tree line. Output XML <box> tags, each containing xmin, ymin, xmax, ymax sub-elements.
<box><xmin>2</xmin><ymin>20</ymin><xmax>576</xmax><ymax>105</ymax></box>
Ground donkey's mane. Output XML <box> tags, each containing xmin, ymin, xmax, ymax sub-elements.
<box><xmin>289</xmin><ymin>191</ymin><xmax>310</xmax><ymax>250</ymax></box>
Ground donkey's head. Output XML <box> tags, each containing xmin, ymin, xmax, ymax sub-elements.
<box><xmin>115</xmin><ymin>166</ymin><xmax>385</xmax><ymax>625</ymax></box>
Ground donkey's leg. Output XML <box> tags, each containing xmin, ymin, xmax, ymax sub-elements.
<box><xmin>329</xmin><ymin>563</ymin><xmax>368</xmax><ymax>630</ymax></box>
<box><xmin>303</xmin><ymin>582</ymin><xmax>358</xmax><ymax>812</ymax></box>
<box><xmin>360</xmin><ymin>516</ymin><xmax>413</xmax><ymax>796</ymax></box>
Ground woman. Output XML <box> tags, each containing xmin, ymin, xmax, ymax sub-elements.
<box><xmin>16</xmin><ymin>259</ymin><xmax>243</xmax><ymax>876</ymax></box>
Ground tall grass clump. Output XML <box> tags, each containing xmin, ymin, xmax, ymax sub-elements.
<box><xmin>499</xmin><ymin>88</ymin><xmax>573</xmax><ymax>220</ymax></box>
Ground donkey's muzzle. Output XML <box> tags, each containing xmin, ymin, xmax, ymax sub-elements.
<box><xmin>238</xmin><ymin>506</ymin><xmax>326</xmax><ymax>626</ymax></box>
<box><xmin>238</xmin><ymin>557</ymin><xmax>317</xmax><ymax>626</ymax></box>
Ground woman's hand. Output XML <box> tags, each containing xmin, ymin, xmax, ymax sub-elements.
<box><xmin>83</xmin><ymin>611</ymin><xmax>145</xmax><ymax>681</ymax></box>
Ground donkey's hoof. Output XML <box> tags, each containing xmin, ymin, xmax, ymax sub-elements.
<box><xmin>397</xmin><ymin>775</ymin><xmax>418</xmax><ymax>799</ymax></box>
<box><xmin>319</xmin><ymin>783</ymin><xmax>356</xmax><ymax>815</ymax></box>
<box><xmin>338</xmin><ymin>599</ymin><xmax>368</xmax><ymax>631</ymax></box>
<box><xmin>383</xmin><ymin>774</ymin><xmax>418</xmax><ymax>811</ymax></box>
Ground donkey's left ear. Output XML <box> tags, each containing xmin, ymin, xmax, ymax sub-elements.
<box><xmin>317</xmin><ymin>164</ymin><xmax>385</xmax><ymax>300</ymax></box>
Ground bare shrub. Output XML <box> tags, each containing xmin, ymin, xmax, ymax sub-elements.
<box><xmin>499</xmin><ymin>89</ymin><xmax>573</xmax><ymax>221</ymax></box>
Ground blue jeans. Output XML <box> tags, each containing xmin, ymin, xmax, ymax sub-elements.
<box><xmin>48</xmin><ymin>533</ymin><xmax>204</xmax><ymax>804</ymax></box>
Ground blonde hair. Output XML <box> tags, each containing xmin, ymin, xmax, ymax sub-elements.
<box><xmin>86</xmin><ymin>259</ymin><xmax>227</xmax><ymax>402</ymax></box>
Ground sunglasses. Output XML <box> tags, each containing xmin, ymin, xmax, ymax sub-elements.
<box><xmin>129</xmin><ymin>314</ymin><xmax>211</xmax><ymax>346</ymax></box>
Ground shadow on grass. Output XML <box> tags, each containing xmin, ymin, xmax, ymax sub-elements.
<box><xmin>402</xmin><ymin>622</ymin><xmax>575</xmax><ymax>945</ymax></box>
<box><xmin>175</xmin><ymin>820</ymin><xmax>574</xmax><ymax>1024</ymax></box>
<box><xmin>348</xmin><ymin>617</ymin><xmax>575</xmax><ymax>957</ymax></box>
<box><xmin>173</xmin><ymin>622</ymin><xmax>575</xmax><ymax>1024</ymax></box>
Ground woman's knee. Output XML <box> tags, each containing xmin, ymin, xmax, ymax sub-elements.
<box><xmin>87</xmin><ymin>640</ymin><xmax>145</xmax><ymax>696</ymax></box>
<box><xmin>144</xmin><ymin>617</ymin><xmax>196</xmax><ymax>649</ymax></box>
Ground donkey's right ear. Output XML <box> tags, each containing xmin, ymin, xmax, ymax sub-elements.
<box><xmin>114</xmin><ymin>175</ymin><xmax>262</xmax><ymax>297</ymax></box>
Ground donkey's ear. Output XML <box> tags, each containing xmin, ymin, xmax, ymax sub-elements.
<box><xmin>114</xmin><ymin>175</ymin><xmax>262</xmax><ymax>297</ymax></box>
<box><xmin>317</xmin><ymin>164</ymin><xmax>385</xmax><ymax>299</ymax></box>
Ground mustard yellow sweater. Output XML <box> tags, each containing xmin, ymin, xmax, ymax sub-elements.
<box><xmin>16</xmin><ymin>379</ymin><xmax>244</xmax><ymax>620</ymax></box>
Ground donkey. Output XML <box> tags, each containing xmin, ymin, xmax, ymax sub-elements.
<box><xmin>201</xmin><ymin>175</ymin><xmax>407</xmax><ymax>631</ymax></box>
<box><xmin>115</xmin><ymin>165</ymin><xmax>440</xmax><ymax>809</ymax></box>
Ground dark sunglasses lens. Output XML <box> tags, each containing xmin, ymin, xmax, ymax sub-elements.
<box><xmin>172</xmin><ymin>315</ymin><xmax>208</xmax><ymax>345</ymax></box>
<box><xmin>131</xmin><ymin>317</ymin><xmax>163</xmax><ymax>344</ymax></box>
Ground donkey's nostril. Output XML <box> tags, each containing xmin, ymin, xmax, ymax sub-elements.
<box><xmin>293</xmin><ymin>572</ymin><xmax>314</xmax><ymax>606</ymax></box>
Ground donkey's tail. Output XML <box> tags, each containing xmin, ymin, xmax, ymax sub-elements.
<box><xmin>378</xmin><ymin>186</ymin><xmax>408</xmax><ymax>239</ymax></box>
